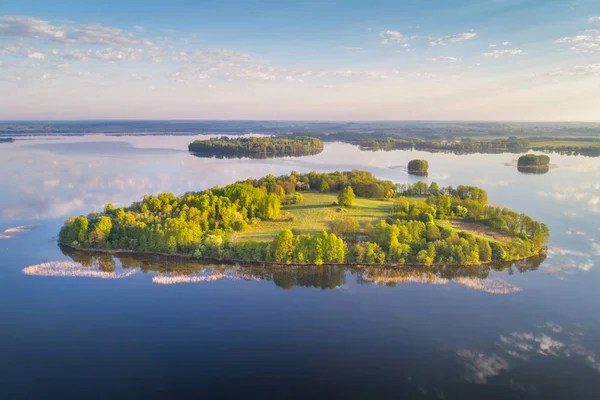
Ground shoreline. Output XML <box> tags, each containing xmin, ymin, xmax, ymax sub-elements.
<box><xmin>60</xmin><ymin>245</ymin><xmax>546</xmax><ymax>269</ymax></box>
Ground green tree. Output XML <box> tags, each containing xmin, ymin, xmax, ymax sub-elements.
<box><xmin>337</xmin><ymin>186</ymin><xmax>356</xmax><ymax>207</ymax></box>
<box><xmin>273</xmin><ymin>229</ymin><xmax>295</xmax><ymax>264</ymax></box>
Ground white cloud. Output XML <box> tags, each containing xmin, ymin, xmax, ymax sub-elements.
<box><xmin>27</xmin><ymin>51</ymin><xmax>45</xmax><ymax>59</ymax></box>
<box><xmin>129</xmin><ymin>73</ymin><xmax>152</xmax><ymax>81</ymax></box>
<box><xmin>429</xmin><ymin>56</ymin><xmax>459</xmax><ymax>63</ymax></box>
<box><xmin>556</xmin><ymin>33</ymin><xmax>600</xmax><ymax>53</ymax></box>
<box><xmin>43</xmin><ymin>179</ymin><xmax>60</xmax><ymax>188</ymax></box>
<box><xmin>0</xmin><ymin>16</ymin><xmax>152</xmax><ymax>47</ymax></box>
<box><xmin>502</xmin><ymin>41</ymin><xmax>512</xmax><ymax>46</ymax></box>
<box><xmin>133</xmin><ymin>25</ymin><xmax>144</xmax><ymax>31</ymax></box>
<box><xmin>341</xmin><ymin>46</ymin><xmax>362</xmax><ymax>51</ymax></box>
<box><xmin>0</xmin><ymin>16</ymin><xmax>66</xmax><ymax>40</ymax></box>
<box><xmin>63</xmin><ymin>47</ymin><xmax>145</xmax><ymax>62</ymax></box>
<box><xmin>589</xmin><ymin>16</ymin><xmax>600</xmax><ymax>23</ymax></box>
<box><xmin>429</xmin><ymin>32</ymin><xmax>477</xmax><ymax>46</ymax></box>
<box><xmin>379</xmin><ymin>30</ymin><xmax>409</xmax><ymax>45</ymax></box>
<box><xmin>482</xmin><ymin>49</ymin><xmax>526</xmax><ymax>58</ymax></box>
<box><xmin>549</xmin><ymin>63</ymin><xmax>600</xmax><ymax>77</ymax></box>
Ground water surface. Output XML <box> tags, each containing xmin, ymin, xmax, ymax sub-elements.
<box><xmin>1</xmin><ymin>135</ymin><xmax>599</xmax><ymax>399</ymax></box>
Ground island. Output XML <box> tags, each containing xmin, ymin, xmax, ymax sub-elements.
<box><xmin>188</xmin><ymin>136</ymin><xmax>324</xmax><ymax>159</ymax></box>
<box><xmin>58</xmin><ymin>170</ymin><xmax>549</xmax><ymax>266</ymax></box>
<box><xmin>517</xmin><ymin>154</ymin><xmax>550</xmax><ymax>174</ymax></box>
<box><xmin>408</xmin><ymin>159</ymin><xmax>429</xmax><ymax>176</ymax></box>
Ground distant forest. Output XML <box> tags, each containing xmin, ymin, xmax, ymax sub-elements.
<box><xmin>1</xmin><ymin>120</ymin><xmax>599</xmax><ymax>137</ymax></box>
<box><xmin>188</xmin><ymin>136</ymin><xmax>324</xmax><ymax>158</ymax></box>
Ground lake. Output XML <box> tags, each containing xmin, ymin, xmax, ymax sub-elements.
<box><xmin>1</xmin><ymin>135</ymin><xmax>600</xmax><ymax>399</ymax></box>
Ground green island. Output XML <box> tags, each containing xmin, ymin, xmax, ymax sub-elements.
<box><xmin>58</xmin><ymin>170</ymin><xmax>548</xmax><ymax>267</ymax></box>
<box><xmin>408</xmin><ymin>159</ymin><xmax>429</xmax><ymax>176</ymax></box>
<box><xmin>517</xmin><ymin>154</ymin><xmax>550</xmax><ymax>174</ymax></box>
<box><xmin>188</xmin><ymin>136</ymin><xmax>324</xmax><ymax>158</ymax></box>
<box><xmin>517</xmin><ymin>154</ymin><xmax>550</xmax><ymax>168</ymax></box>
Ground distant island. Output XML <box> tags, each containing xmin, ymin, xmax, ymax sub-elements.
<box><xmin>58</xmin><ymin>170</ymin><xmax>549</xmax><ymax>267</ymax></box>
<box><xmin>0</xmin><ymin>138</ymin><xmax>14</xmax><ymax>144</ymax></box>
<box><xmin>408</xmin><ymin>159</ymin><xmax>429</xmax><ymax>175</ymax></box>
<box><xmin>517</xmin><ymin>154</ymin><xmax>550</xmax><ymax>174</ymax></box>
<box><xmin>188</xmin><ymin>136</ymin><xmax>324</xmax><ymax>158</ymax></box>
<box><xmin>517</xmin><ymin>154</ymin><xmax>550</xmax><ymax>168</ymax></box>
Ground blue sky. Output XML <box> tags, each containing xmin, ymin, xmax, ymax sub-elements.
<box><xmin>1</xmin><ymin>0</ymin><xmax>599</xmax><ymax>120</ymax></box>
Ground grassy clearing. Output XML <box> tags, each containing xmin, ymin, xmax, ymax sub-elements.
<box><xmin>232</xmin><ymin>191</ymin><xmax>393</xmax><ymax>242</ymax></box>
<box><xmin>447</xmin><ymin>220</ymin><xmax>512</xmax><ymax>243</ymax></box>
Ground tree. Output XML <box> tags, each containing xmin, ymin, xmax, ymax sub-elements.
<box><xmin>273</xmin><ymin>229</ymin><xmax>295</xmax><ymax>264</ymax></box>
<box><xmin>337</xmin><ymin>186</ymin><xmax>355</xmax><ymax>207</ymax></box>
<box><xmin>429</xmin><ymin>182</ymin><xmax>440</xmax><ymax>195</ymax></box>
<box><xmin>320</xmin><ymin>180</ymin><xmax>330</xmax><ymax>193</ymax></box>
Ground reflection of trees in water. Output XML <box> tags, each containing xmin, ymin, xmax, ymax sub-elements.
<box><xmin>517</xmin><ymin>165</ymin><xmax>549</xmax><ymax>175</ymax></box>
<box><xmin>58</xmin><ymin>247</ymin><xmax>541</xmax><ymax>291</ymax></box>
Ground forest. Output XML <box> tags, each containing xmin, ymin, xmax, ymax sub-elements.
<box><xmin>58</xmin><ymin>170</ymin><xmax>548</xmax><ymax>267</ymax></box>
<box><xmin>188</xmin><ymin>136</ymin><xmax>324</xmax><ymax>158</ymax></box>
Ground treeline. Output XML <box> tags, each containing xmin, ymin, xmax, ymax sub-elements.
<box><xmin>0</xmin><ymin>138</ymin><xmax>14</xmax><ymax>143</ymax></box>
<box><xmin>293</xmin><ymin>132</ymin><xmax>531</xmax><ymax>154</ymax></box>
<box><xmin>188</xmin><ymin>136</ymin><xmax>323</xmax><ymax>158</ymax></box>
<box><xmin>290</xmin><ymin>132</ymin><xmax>600</xmax><ymax>157</ymax></box>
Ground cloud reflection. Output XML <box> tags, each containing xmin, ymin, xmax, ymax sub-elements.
<box><xmin>0</xmin><ymin>224</ymin><xmax>40</xmax><ymax>239</ymax></box>
<box><xmin>22</xmin><ymin>261</ymin><xmax>138</xmax><ymax>279</ymax></box>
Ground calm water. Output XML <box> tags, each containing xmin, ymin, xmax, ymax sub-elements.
<box><xmin>1</xmin><ymin>136</ymin><xmax>600</xmax><ymax>399</ymax></box>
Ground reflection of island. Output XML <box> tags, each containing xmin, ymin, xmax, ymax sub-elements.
<box><xmin>188</xmin><ymin>136</ymin><xmax>324</xmax><ymax>159</ymax></box>
<box><xmin>21</xmin><ymin>247</ymin><xmax>544</xmax><ymax>294</ymax></box>
<box><xmin>517</xmin><ymin>165</ymin><xmax>549</xmax><ymax>174</ymax></box>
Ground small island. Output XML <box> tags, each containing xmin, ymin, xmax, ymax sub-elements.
<box><xmin>58</xmin><ymin>170</ymin><xmax>548</xmax><ymax>267</ymax></box>
<box><xmin>517</xmin><ymin>154</ymin><xmax>550</xmax><ymax>174</ymax></box>
<box><xmin>408</xmin><ymin>159</ymin><xmax>429</xmax><ymax>176</ymax></box>
<box><xmin>188</xmin><ymin>136</ymin><xmax>324</xmax><ymax>159</ymax></box>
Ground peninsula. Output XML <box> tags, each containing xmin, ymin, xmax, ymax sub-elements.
<box><xmin>59</xmin><ymin>170</ymin><xmax>549</xmax><ymax>266</ymax></box>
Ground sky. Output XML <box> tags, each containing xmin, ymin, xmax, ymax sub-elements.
<box><xmin>0</xmin><ymin>0</ymin><xmax>599</xmax><ymax>120</ymax></box>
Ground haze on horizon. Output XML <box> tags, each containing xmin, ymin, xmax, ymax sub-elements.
<box><xmin>1</xmin><ymin>0</ymin><xmax>599</xmax><ymax>121</ymax></box>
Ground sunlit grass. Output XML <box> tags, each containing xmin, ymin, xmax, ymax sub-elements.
<box><xmin>232</xmin><ymin>191</ymin><xmax>393</xmax><ymax>242</ymax></box>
